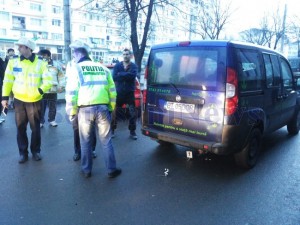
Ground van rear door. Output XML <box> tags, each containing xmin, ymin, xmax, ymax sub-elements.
<box><xmin>144</xmin><ymin>45</ymin><xmax>227</xmax><ymax>143</ymax></box>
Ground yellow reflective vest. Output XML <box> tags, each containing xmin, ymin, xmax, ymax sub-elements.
<box><xmin>65</xmin><ymin>59</ymin><xmax>117</xmax><ymax>116</ymax></box>
<box><xmin>2</xmin><ymin>55</ymin><xmax>52</xmax><ymax>102</ymax></box>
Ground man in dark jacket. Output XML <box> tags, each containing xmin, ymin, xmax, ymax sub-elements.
<box><xmin>111</xmin><ymin>48</ymin><xmax>138</xmax><ymax>140</ymax></box>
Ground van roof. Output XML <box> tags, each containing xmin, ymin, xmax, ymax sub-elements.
<box><xmin>150</xmin><ymin>40</ymin><xmax>283</xmax><ymax>56</ymax></box>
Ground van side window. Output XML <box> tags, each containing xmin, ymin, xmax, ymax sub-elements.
<box><xmin>263</xmin><ymin>54</ymin><xmax>273</xmax><ymax>87</ymax></box>
<box><xmin>236</xmin><ymin>49</ymin><xmax>262</xmax><ymax>91</ymax></box>
<box><xmin>270</xmin><ymin>55</ymin><xmax>281</xmax><ymax>86</ymax></box>
<box><xmin>280</xmin><ymin>57</ymin><xmax>293</xmax><ymax>88</ymax></box>
<box><xmin>263</xmin><ymin>54</ymin><xmax>280</xmax><ymax>87</ymax></box>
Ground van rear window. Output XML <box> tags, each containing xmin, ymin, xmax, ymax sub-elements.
<box><xmin>147</xmin><ymin>47</ymin><xmax>226</xmax><ymax>91</ymax></box>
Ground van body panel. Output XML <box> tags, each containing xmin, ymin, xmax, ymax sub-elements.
<box><xmin>146</xmin><ymin>87</ymin><xmax>225</xmax><ymax>142</ymax></box>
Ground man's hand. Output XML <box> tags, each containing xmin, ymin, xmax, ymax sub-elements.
<box><xmin>57</xmin><ymin>87</ymin><xmax>64</xmax><ymax>93</ymax></box>
<box><xmin>69</xmin><ymin>115</ymin><xmax>76</xmax><ymax>122</ymax></box>
<box><xmin>1</xmin><ymin>100</ymin><xmax>8</xmax><ymax>109</ymax></box>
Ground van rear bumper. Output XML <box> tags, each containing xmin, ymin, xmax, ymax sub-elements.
<box><xmin>141</xmin><ymin>128</ymin><xmax>230</xmax><ymax>155</ymax></box>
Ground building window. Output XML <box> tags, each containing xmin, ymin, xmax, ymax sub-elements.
<box><xmin>51</xmin><ymin>33</ymin><xmax>63</xmax><ymax>40</ymax></box>
<box><xmin>0</xmin><ymin>11</ymin><xmax>9</xmax><ymax>21</ymax></box>
<box><xmin>12</xmin><ymin>16</ymin><xmax>26</xmax><ymax>29</ymax></box>
<box><xmin>91</xmin><ymin>51</ymin><xmax>104</xmax><ymax>62</ymax></box>
<box><xmin>52</xmin><ymin>5</ymin><xmax>61</xmax><ymax>14</ymax></box>
<box><xmin>0</xmin><ymin>28</ymin><xmax>6</xmax><ymax>35</ymax></box>
<box><xmin>30</xmin><ymin>3</ymin><xmax>42</xmax><ymax>12</ymax></box>
<box><xmin>52</xmin><ymin>19</ymin><xmax>61</xmax><ymax>26</ymax></box>
<box><xmin>79</xmin><ymin>25</ymin><xmax>86</xmax><ymax>32</ymax></box>
<box><xmin>31</xmin><ymin>18</ymin><xmax>42</xmax><ymax>26</ymax></box>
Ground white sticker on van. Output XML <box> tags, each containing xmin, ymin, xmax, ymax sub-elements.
<box><xmin>164</xmin><ymin>101</ymin><xmax>195</xmax><ymax>113</ymax></box>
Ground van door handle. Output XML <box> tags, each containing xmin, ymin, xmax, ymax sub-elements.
<box><xmin>277</xmin><ymin>95</ymin><xmax>283</xmax><ymax>100</ymax></box>
<box><xmin>283</xmin><ymin>94</ymin><xmax>288</xmax><ymax>99</ymax></box>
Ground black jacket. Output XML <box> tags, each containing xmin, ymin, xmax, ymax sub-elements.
<box><xmin>112</xmin><ymin>61</ymin><xmax>138</xmax><ymax>95</ymax></box>
<box><xmin>0</xmin><ymin>58</ymin><xmax>5</xmax><ymax>86</ymax></box>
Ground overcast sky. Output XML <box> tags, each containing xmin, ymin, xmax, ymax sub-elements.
<box><xmin>223</xmin><ymin>0</ymin><xmax>299</xmax><ymax>38</ymax></box>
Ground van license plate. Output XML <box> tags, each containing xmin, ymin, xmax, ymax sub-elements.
<box><xmin>165</xmin><ymin>102</ymin><xmax>195</xmax><ymax>113</ymax></box>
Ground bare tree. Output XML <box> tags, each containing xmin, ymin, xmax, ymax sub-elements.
<box><xmin>85</xmin><ymin>0</ymin><xmax>170</xmax><ymax>73</ymax></box>
<box><xmin>193</xmin><ymin>0</ymin><xmax>233</xmax><ymax>40</ymax></box>
<box><xmin>240</xmin><ymin>6</ymin><xmax>287</xmax><ymax>50</ymax></box>
<box><xmin>240</xmin><ymin>15</ymin><xmax>273</xmax><ymax>47</ymax></box>
<box><xmin>287</xmin><ymin>16</ymin><xmax>300</xmax><ymax>56</ymax></box>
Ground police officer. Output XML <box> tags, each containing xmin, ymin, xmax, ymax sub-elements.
<box><xmin>65</xmin><ymin>40</ymin><xmax>121</xmax><ymax>178</ymax></box>
<box><xmin>1</xmin><ymin>38</ymin><xmax>52</xmax><ymax>163</ymax></box>
<box><xmin>38</xmin><ymin>49</ymin><xmax>65</xmax><ymax>127</ymax></box>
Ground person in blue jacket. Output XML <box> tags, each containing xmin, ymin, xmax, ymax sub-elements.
<box><xmin>111</xmin><ymin>48</ymin><xmax>138</xmax><ymax>140</ymax></box>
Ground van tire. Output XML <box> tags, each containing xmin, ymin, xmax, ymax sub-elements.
<box><xmin>234</xmin><ymin>128</ymin><xmax>262</xmax><ymax>169</ymax></box>
<box><xmin>287</xmin><ymin>110</ymin><xmax>300</xmax><ymax>135</ymax></box>
<box><xmin>157</xmin><ymin>140</ymin><xmax>173</xmax><ymax>146</ymax></box>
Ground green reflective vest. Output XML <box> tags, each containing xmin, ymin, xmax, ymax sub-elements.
<box><xmin>65</xmin><ymin>60</ymin><xmax>116</xmax><ymax>116</ymax></box>
<box><xmin>2</xmin><ymin>55</ymin><xmax>52</xmax><ymax>102</ymax></box>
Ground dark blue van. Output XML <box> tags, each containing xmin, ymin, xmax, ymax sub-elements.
<box><xmin>142</xmin><ymin>40</ymin><xmax>300</xmax><ymax>169</ymax></box>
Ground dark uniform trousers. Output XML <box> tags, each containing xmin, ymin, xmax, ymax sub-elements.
<box><xmin>14</xmin><ymin>98</ymin><xmax>42</xmax><ymax>156</ymax></box>
<box><xmin>41</xmin><ymin>93</ymin><xmax>57</xmax><ymax>123</ymax></box>
<box><xmin>72</xmin><ymin>114</ymin><xmax>96</xmax><ymax>155</ymax></box>
<box><xmin>111</xmin><ymin>91</ymin><xmax>136</xmax><ymax>131</ymax></box>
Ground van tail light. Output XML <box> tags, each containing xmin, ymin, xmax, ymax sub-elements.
<box><xmin>144</xmin><ymin>67</ymin><xmax>148</xmax><ymax>79</ymax></box>
<box><xmin>225</xmin><ymin>67</ymin><xmax>238</xmax><ymax>116</ymax></box>
<box><xmin>143</xmin><ymin>67</ymin><xmax>148</xmax><ymax>109</ymax></box>
<box><xmin>143</xmin><ymin>89</ymin><xmax>147</xmax><ymax>109</ymax></box>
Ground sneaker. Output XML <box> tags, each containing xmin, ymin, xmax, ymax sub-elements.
<box><xmin>18</xmin><ymin>155</ymin><xmax>28</xmax><ymax>164</ymax></box>
<box><xmin>73</xmin><ymin>153</ymin><xmax>81</xmax><ymax>161</ymax></box>
<box><xmin>32</xmin><ymin>152</ymin><xmax>42</xmax><ymax>161</ymax></box>
<box><xmin>108</xmin><ymin>168</ymin><xmax>122</xmax><ymax>178</ymax></box>
<box><xmin>92</xmin><ymin>151</ymin><xmax>97</xmax><ymax>158</ymax></box>
<box><xmin>130</xmin><ymin>131</ymin><xmax>137</xmax><ymax>140</ymax></box>
<box><xmin>83</xmin><ymin>172</ymin><xmax>91</xmax><ymax>178</ymax></box>
<box><xmin>49</xmin><ymin>121</ymin><xmax>58</xmax><ymax>127</ymax></box>
<box><xmin>40</xmin><ymin>123</ymin><xmax>44</xmax><ymax>128</ymax></box>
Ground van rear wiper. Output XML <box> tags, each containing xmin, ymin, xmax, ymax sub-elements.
<box><xmin>169</xmin><ymin>83</ymin><xmax>181</xmax><ymax>95</ymax></box>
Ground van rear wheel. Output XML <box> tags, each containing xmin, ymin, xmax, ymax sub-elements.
<box><xmin>157</xmin><ymin>140</ymin><xmax>173</xmax><ymax>146</ymax></box>
<box><xmin>234</xmin><ymin>128</ymin><xmax>262</xmax><ymax>169</ymax></box>
<box><xmin>287</xmin><ymin>110</ymin><xmax>300</xmax><ymax>135</ymax></box>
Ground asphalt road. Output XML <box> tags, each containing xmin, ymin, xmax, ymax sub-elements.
<box><xmin>0</xmin><ymin>103</ymin><xmax>299</xmax><ymax>225</ymax></box>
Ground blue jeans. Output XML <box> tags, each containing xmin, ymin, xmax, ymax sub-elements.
<box><xmin>78</xmin><ymin>105</ymin><xmax>116</xmax><ymax>174</ymax></box>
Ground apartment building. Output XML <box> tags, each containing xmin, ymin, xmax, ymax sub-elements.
<box><xmin>0</xmin><ymin>0</ymin><xmax>201</xmax><ymax>62</ymax></box>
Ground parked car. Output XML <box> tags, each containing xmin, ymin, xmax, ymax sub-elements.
<box><xmin>288</xmin><ymin>57</ymin><xmax>300</xmax><ymax>89</ymax></box>
<box><xmin>288</xmin><ymin>57</ymin><xmax>300</xmax><ymax>77</ymax></box>
<box><xmin>105</xmin><ymin>64</ymin><xmax>142</xmax><ymax>117</ymax></box>
<box><xmin>142</xmin><ymin>40</ymin><xmax>300</xmax><ymax>169</ymax></box>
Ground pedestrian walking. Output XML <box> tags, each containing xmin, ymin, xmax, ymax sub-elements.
<box><xmin>111</xmin><ymin>48</ymin><xmax>138</xmax><ymax>140</ymax></box>
<box><xmin>65</xmin><ymin>40</ymin><xmax>121</xmax><ymax>178</ymax></box>
<box><xmin>1</xmin><ymin>37</ymin><xmax>52</xmax><ymax>163</ymax></box>
<box><xmin>38</xmin><ymin>49</ymin><xmax>65</xmax><ymax>127</ymax></box>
